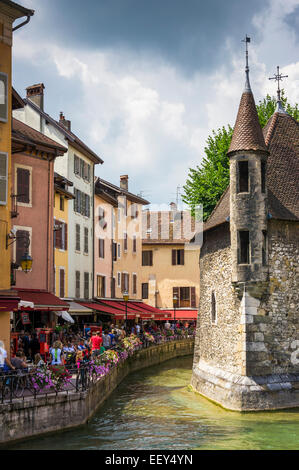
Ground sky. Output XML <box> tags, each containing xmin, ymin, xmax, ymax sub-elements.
<box><xmin>12</xmin><ymin>0</ymin><xmax>299</xmax><ymax>205</ymax></box>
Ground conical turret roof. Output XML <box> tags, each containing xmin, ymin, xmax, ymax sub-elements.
<box><xmin>228</xmin><ymin>89</ymin><xmax>268</xmax><ymax>155</ymax></box>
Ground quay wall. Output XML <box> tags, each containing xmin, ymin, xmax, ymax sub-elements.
<box><xmin>0</xmin><ymin>339</ymin><xmax>194</xmax><ymax>445</ymax></box>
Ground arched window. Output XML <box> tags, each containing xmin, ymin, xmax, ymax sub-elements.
<box><xmin>211</xmin><ymin>291</ymin><xmax>217</xmax><ymax>324</ymax></box>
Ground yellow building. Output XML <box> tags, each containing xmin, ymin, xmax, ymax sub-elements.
<box><xmin>141</xmin><ymin>205</ymin><xmax>200</xmax><ymax>320</ymax></box>
<box><xmin>53</xmin><ymin>173</ymin><xmax>74</xmax><ymax>299</ymax></box>
<box><xmin>0</xmin><ymin>0</ymin><xmax>34</xmax><ymax>354</ymax></box>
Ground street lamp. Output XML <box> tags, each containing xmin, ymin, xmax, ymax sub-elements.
<box><xmin>123</xmin><ymin>290</ymin><xmax>129</xmax><ymax>333</ymax></box>
<box><xmin>20</xmin><ymin>238</ymin><xmax>33</xmax><ymax>273</ymax></box>
<box><xmin>173</xmin><ymin>294</ymin><xmax>178</xmax><ymax>329</ymax></box>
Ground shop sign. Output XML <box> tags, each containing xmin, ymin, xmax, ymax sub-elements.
<box><xmin>21</xmin><ymin>312</ymin><xmax>31</xmax><ymax>325</ymax></box>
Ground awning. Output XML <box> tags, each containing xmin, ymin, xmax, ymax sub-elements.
<box><xmin>98</xmin><ymin>299</ymin><xmax>172</xmax><ymax>320</ymax></box>
<box><xmin>166</xmin><ymin>310</ymin><xmax>198</xmax><ymax>320</ymax></box>
<box><xmin>13</xmin><ymin>289</ymin><xmax>70</xmax><ymax>311</ymax></box>
<box><xmin>55</xmin><ymin>310</ymin><xmax>75</xmax><ymax>323</ymax></box>
<box><xmin>67</xmin><ymin>301</ymin><xmax>94</xmax><ymax>316</ymax></box>
<box><xmin>18</xmin><ymin>300</ymin><xmax>34</xmax><ymax>310</ymax></box>
<box><xmin>0</xmin><ymin>293</ymin><xmax>20</xmax><ymax>312</ymax></box>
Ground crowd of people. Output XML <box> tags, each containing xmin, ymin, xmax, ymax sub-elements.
<box><xmin>0</xmin><ymin>320</ymin><xmax>195</xmax><ymax>375</ymax></box>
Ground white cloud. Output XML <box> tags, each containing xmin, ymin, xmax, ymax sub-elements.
<box><xmin>12</xmin><ymin>0</ymin><xmax>299</xmax><ymax>203</ymax></box>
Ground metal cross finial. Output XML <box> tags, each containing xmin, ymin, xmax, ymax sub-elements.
<box><xmin>241</xmin><ymin>35</ymin><xmax>251</xmax><ymax>91</ymax></box>
<box><xmin>269</xmin><ymin>66</ymin><xmax>288</xmax><ymax>102</ymax></box>
<box><xmin>241</xmin><ymin>34</ymin><xmax>251</xmax><ymax>71</ymax></box>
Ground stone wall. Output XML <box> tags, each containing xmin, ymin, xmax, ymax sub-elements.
<box><xmin>246</xmin><ymin>219</ymin><xmax>299</xmax><ymax>376</ymax></box>
<box><xmin>0</xmin><ymin>339</ymin><xmax>194</xmax><ymax>445</ymax></box>
<box><xmin>194</xmin><ymin>224</ymin><xmax>244</xmax><ymax>375</ymax></box>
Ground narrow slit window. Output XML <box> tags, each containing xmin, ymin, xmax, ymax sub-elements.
<box><xmin>211</xmin><ymin>291</ymin><xmax>216</xmax><ymax>324</ymax></box>
<box><xmin>239</xmin><ymin>230</ymin><xmax>250</xmax><ymax>264</ymax></box>
<box><xmin>238</xmin><ymin>161</ymin><xmax>249</xmax><ymax>193</ymax></box>
<box><xmin>262</xmin><ymin>230</ymin><xmax>267</xmax><ymax>266</ymax></box>
<box><xmin>261</xmin><ymin>161</ymin><xmax>266</xmax><ymax>193</ymax></box>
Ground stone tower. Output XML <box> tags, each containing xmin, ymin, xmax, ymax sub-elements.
<box><xmin>191</xmin><ymin>48</ymin><xmax>299</xmax><ymax>410</ymax></box>
<box><xmin>228</xmin><ymin>67</ymin><xmax>269</xmax><ymax>285</ymax></box>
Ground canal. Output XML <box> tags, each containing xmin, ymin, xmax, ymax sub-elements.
<box><xmin>6</xmin><ymin>356</ymin><xmax>299</xmax><ymax>450</ymax></box>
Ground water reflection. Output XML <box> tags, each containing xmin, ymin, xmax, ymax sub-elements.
<box><xmin>5</xmin><ymin>356</ymin><xmax>299</xmax><ymax>450</ymax></box>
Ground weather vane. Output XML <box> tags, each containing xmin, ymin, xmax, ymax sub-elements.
<box><xmin>241</xmin><ymin>35</ymin><xmax>251</xmax><ymax>71</ymax></box>
<box><xmin>241</xmin><ymin>35</ymin><xmax>251</xmax><ymax>90</ymax></box>
<box><xmin>269</xmin><ymin>66</ymin><xmax>288</xmax><ymax>102</ymax></box>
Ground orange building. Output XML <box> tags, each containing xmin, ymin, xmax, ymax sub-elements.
<box><xmin>0</xmin><ymin>0</ymin><xmax>34</xmax><ymax>355</ymax></box>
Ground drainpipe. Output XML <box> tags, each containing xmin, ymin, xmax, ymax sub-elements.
<box><xmin>111</xmin><ymin>206</ymin><xmax>114</xmax><ymax>298</ymax></box>
<box><xmin>12</xmin><ymin>12</ymin><xmax>34</xmax><ymax>32</ymax></box>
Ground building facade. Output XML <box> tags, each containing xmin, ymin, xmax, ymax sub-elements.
<box><xmin>191</xmin><ymin>62</ymin><xmax>299</xmax><ymax>411</ymax></box>
<box><xmin>54</xmin><ymin>172</ymin><xmax>74</xmax><ymax>299</ymax></box>
<box><xmin>94</xmin><ymin>175</ymin><xmax>149</xmax><ymax>301</ymax></box>
<box><xmin>0</xmin><ymin>0</ymin><xmax>34</xmax><ymax>352</ymax></box>
<box><xmin>13</xmin><ymin>86</ymin><xmax>103</xmax><ymax>306</ymax></box>
<box><xmin>141</xmin><ymin>205</ymin><xmax>200</xmax><ymax>320</ymax></box>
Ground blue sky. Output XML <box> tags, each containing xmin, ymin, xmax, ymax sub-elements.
<box><xmin>12</xmin><ymin>0</ymin><xmax>299</xmax><ymax>204</ymax></box>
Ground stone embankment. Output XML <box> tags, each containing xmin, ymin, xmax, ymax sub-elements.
<box><xmin>0</xmin><ymin>338</ymin><xmax>194</xmax><ymax>445</ymax></box>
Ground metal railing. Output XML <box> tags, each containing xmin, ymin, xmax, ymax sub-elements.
<box><xmin>0</xmin><ymin>333</ymin><xmax>195</xmax><ymax>404</ymax></box>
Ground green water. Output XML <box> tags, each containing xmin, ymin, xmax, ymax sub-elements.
<box><xmin>5</xmin><ymin>356</ymin><xmax>299</xmax><ymax>450</ymax></box>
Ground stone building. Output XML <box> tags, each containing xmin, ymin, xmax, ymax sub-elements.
<box><xmin>191</xmin><ymin>61</ymin><xmax>299</xmax><ymax>410</ymax></box>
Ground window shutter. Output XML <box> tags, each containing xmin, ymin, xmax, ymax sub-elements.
<box><xmin>191</xmin><ymin>287</ymin><xmax>196</xmax><ymax>308</ymax></box>
<box><xmin>173</xmin><ymin>287</ymin><xmax>179</xmax><ymax>308</ymax></box>
<box><xmin>0</xmin><ymin>153</ymin><xmax>7</xmax><ymax>205</ymax></box>
<box><xmin>55</xmin><ymin>221</ymin><xmax>62</xmax><ymax>249</ymax></box>
<box><xmin>17</xmin><ymin>168</ymin><xmax>30</xmax><ymax>204</ymax></box>
<box><xmin>121</xmin><ymin>273</ymin><xmax>125</xmax><ymax>292</ymax></box>
<box><xmin>76</xmin><ymin>224</ymin><xmax>80</xmax><ymax>251</ymax></box>
<box><xmin>75</xmin><ymin>271</ymin><xmax>80</xmax><ymax>298</ymax></box>
<box><xmin>133</xmin><ymin>274</ymin><xmax>137</xmax><ymax>294</ymax></box>
<box><xmin>172</xmin><ymin>250</ymin><xmax>176</xmax><ymax>265</ymax></box>
<box><xmin>87</xmin><ymin>164</ymin><xmax>91</xmax><ymax>182</ymax></box>
<box><xmin>59</xmin><ymin>269</ymin><xmax>65</xmax><ymax>298</ymax></box>
<box><xmin>149</xmin><ymin>251</ymin><xmax>153</xmax><ymax>266</ymax></box>
<box><xmin>64</xmin><ymin>223</ymin><xmax>68</xmax><ymax>251</ymax></box>
<box><xmin>77</xmin><ymin>190</ymin><xmax>81</xmax><ymax>214</ymax></box>
<box><xmin>126</xmin><ymin>274</ymin><xmax>129</xmax><ymax>293</ymax></box>
<box><xmin>180</xmin><ymin>249</ymin><xmax>185</xmax><ymax>265</ymax></box>
<box><xmin>84</xmin><ymin>227</ymin><xmax>88</xmax><ymax>253</ymax></box>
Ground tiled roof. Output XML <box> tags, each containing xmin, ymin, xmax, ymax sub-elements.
<box><xmin>204</xmin><ymin>110</ymin><xmax>299</xmax><ymax>231</ymax></box>
<box><xmin>228</xmin><ymin>91</ymin><xmax>268</xmax><ymax>155</ymax></box>
<box><xmin>263</xmin><ymin>112</ymin><xmax>299</xmax><ymax>220</ymax></box>
<box><xmin>12</xmin><ymin>118</ymin><xmax>67</xmax><ymax>153</ymax></box>
<box><xmin>203</xmin><ymin>186</ymin><xmax>230</xmax><ymax>232</ymax></box>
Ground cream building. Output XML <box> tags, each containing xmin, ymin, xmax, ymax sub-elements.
<box><xmin>141</xmin><ymin>205</ymin><xmax>200</xmax><ymax>313</ymax></box>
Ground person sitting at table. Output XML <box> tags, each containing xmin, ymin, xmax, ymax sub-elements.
<box><xmin>11</xmin><ymin>351</ymin><xmax>27</xmax><ymax>370</ymax></box>
<box><xmin>34</xmin><ymin>353</ymin><xmax>45</xmax><ymax>368</ymax></box>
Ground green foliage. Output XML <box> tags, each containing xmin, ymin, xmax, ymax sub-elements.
<box><xmin>182</xmin><ymin>91</ymin><xmax>299</xmax><ymax>221</ymax></box>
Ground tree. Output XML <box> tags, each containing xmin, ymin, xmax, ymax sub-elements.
<box><xmin>182</xmin><ymin>91</ymin><xmax>299</xmax><ymax>221</ymax></box>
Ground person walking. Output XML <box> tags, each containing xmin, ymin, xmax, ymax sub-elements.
<box><xmin>50</xmin><ymin>341</ymin><xmax>64</xmax><ymax>366</ymax></box>
<box><xmin>29</xmin><ymin>333</ymin><xmax>40</xmax><ymax>362</ymax></box>
<box><xmin>89</xmin><ymin>332</ymin><xmax>102</xmax><ymax>357</ymax></box>
<box><xmin>0</xmin><ymin>340</ymin><xmax>16</xmax><ymax>372</ymax></box>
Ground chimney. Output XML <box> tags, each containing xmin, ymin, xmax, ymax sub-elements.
<box><xmin>26</xmin><ymin>83</ymin><xmax>45</xmax><ymax>110</ymax></box>
<box><xmin>59</xmin><ymin>111</ymin><xmax>71</xmax><ymax>131</ymax></box>
<box><xmin>170</xmin><ymin>202</ymin><xmax>177</xmax><ymax>211</ymax></box>
<box><xmin>120</xmin><ymin>175</ymin><xmax>128</xmax><ymax>191</ymax></box>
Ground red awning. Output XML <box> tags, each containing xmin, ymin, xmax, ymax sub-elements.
<box><xmin>79</xmin><ymin>301</ymin><xmax>136</xmax><ymax>319</ymax></box>
<box><xmin>0</xmin><ymin>296</ymin><xmax>20</xmax><ymax>312</ymax></box>
<box><xmin>99</xmin><ymin>299</ymin><xmax>172</xmax><ymax>320</ymax></box>
<box><xmin>166</xmin><ymin>310</ymin><xmax>198</xmax><ymax>320</ymax></box>
<box><xmin>13</xmin><ymin>289</ymin><xmax>70</xmax><ymax>311</ymax></box>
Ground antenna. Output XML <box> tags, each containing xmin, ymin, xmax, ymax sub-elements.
<box><xmin>241</xmin><ymin>34</ymin><xmax>251</xmax><ymax>91</ymax></box>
